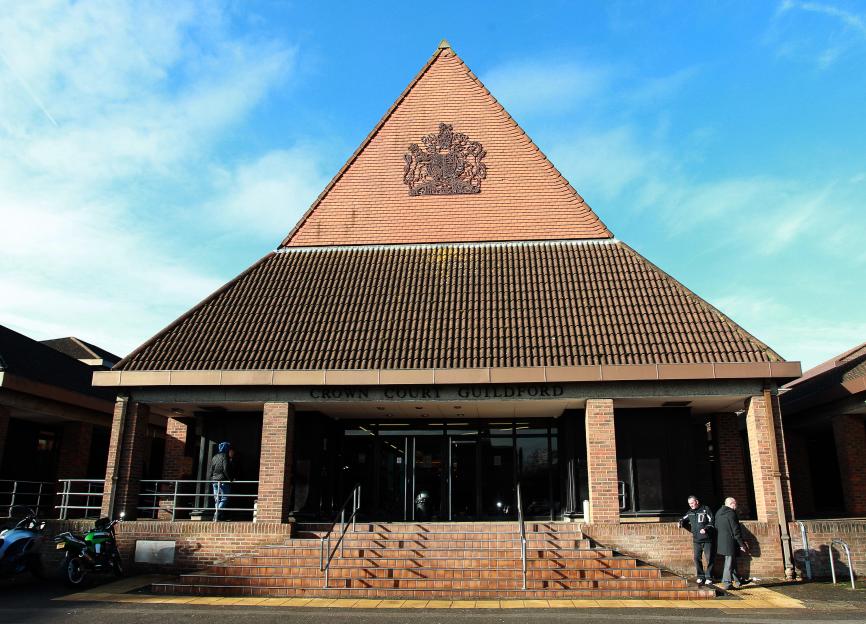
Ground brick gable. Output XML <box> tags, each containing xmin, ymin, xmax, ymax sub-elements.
<box><xmin>283</xmin><ymin>44</ymin><xmax>612</xmax><ymax>247</ymax></box>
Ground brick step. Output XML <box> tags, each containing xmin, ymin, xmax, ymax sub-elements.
<box><xmin>255</xmin><ymin>546</ymin><xmax>617</xmax><ymax>559</ymax></box>
<box><xmin>172</xmin><ymin>573</ymin><xmax>690</xmax><ymax>591</ymax></box>
<box><xmin>201</xmin><ymin>566</ymin><xmax>662</xmax><ymax>580</ymax></box>
<box><xmin>298</xmin><ymin>534</ymin><xmax>592</xmax><ymax>549</ymax></box>
<box><xmin>296</xmin><ymin>523</ymin><xmax>585</xmax><ymax>535</ymax></box>
<box><xmin>219</xmin><ymin>553</ymin><xmax>636</xmax><ymax>570</ymax></box>
<box><xmin>297</xmin><ymin>529</ymin><xmax>584</xmax><ymax>538</ymax></box>
<box><xmin>219</xmin><ymin>556</ymin><xmax>640</xmax><ymax>570</ymax></box>
<box><xmin>151</xmin><ymin>583</ymin><xmax>715</xmax><ymax>600</ymax></box>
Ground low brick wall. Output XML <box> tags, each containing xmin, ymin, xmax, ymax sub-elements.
<box><xmin>45</xmin><ymin>520</ymin><xmax>295</xmax><ymax>573</ymax></box>
<box><xmin>581</xmin><ymin>521</ymin><xmax>785</xmax><ymax>579</ymax></box>
<box><xmin>789</xmin><ymin>519</ymin><xmax>866</xmax><ymax>579</ymax></box>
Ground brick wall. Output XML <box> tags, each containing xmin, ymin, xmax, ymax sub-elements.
<box><xmin>746</xmin><ymin>394</ymin><xmax>794</xmax><ymax>523</ymax></box>
<box><xmin>582</xmin><ymin>521</ymin><xmax>785</xmax><ymax>578</ymax></box>
<box><xmin>790</xmin><ymin>520</ymin><xmax>866</xmax><ymax>579</ymax></box>
<box><xmin>715</xmin><ymin>413</ymin><xmax>751</xmax><ymax>519</ymax></box>
<box><xmin>831</xmin><ymin>415</ymin><xmax>866</xmax><ymax>516</ymax></box>
<box><xmin>257</xmin><ymin>403</ymin><xmax>295</xmax><ymax>523</ymax></box>
<box><xmin>56</xmin><ymin>421</ymin><xmax>93</xmax><ymax>479</ymax></box>
<box><xmin>101</xmin><ymin>399</ymin><xmax>149</xmax><ymax>519</ymax></box>
<box><xmin>43</xmin><ymin>520</ymin><xmax>295</xmax><ymax>574</ymax></box>
<box><xmin>585</xmin><ymin>399</ymin><xmax>619</xmax><ymax>523</ymax></box>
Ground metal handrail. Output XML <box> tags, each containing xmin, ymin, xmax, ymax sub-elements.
<box><xmin>320</xmin><ymin>484</ymin><xmax>361</xmax><ymax>588</ymax></box>
<box><xmin>830</xmin><ymin>538</ymin><xmax>856</xmax><ymax>590</ymax></box>
<box><xmin>137</xmin><ymin>479</ymin><xmax>259</xmax><ymax>521</ymax></box>
<box><xmin>56</xmin><ymin>479</ymin><xmax>105</xmax><ymax>519</ymax></box>
<box><xmin>517</xmin><ymin>481</ymin><xmax>527</xmax><ymax>590</ymax></box>
<box><xmin>0</xmin><ymin>480</ymin><xmax>55</xmax><ymax>517</ymax></box>
<box><xmin>796</xmin><ymin>521</ymin><xmax>812</xmax><ymax>580</ymax></box>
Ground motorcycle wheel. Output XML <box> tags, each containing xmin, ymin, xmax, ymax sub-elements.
<box><xmin>110</xmin><ymin>551</ymin><xmax>124</xmax><ymax>577</ymax></box>
<box><xmin>64</xmin><ymin>557</ymin><xmax>88</xmax><ymax>587</ymax></box>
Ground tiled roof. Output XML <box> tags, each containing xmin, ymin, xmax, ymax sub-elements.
<box><xmin>282</xmin><ymin>43</ymin><xmax>612</xmax><ymax>247</ymax></box>
<box><xmin>41</xmin><ymin>336</ymin><xmax>120</xmax><ymax>366</ymax></box>
<box><xmin>116</xmin><ymin>241</ymin><xmax>781</xmax><ymax>371</ymax></box>
<box><xmin>0</xmin><ymin>325</ymin><xmax>115</xmax><ymax>399</ymax></box>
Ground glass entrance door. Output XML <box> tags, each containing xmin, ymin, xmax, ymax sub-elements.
<box><xmin>412</xmin><ymin>436</ymin><xmax>445</xmax><ymax>520</ymax></box>
<box><xmin>449</xmin><ymin>438</ymin><xmax>478</xmax><ymax>519</ymax></box>
<box><xmin>342</xmin><ymin>421</ymin><xmax>561</xmax><ymax>521</ymax></box>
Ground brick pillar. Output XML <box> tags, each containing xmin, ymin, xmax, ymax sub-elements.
<box><xmin>101</xmin><ymin>398</ymin><xmax>149</xmax><ymax>519</ymax></box>
<box><xmin>257</xmin><ymin>402</ymin><xmax>295</xmax><ymax>523</ymax></box>
<box><xmin>159</xmin><ymin>417</ymin><xmax>194</xmax><ymax>519</ymax></box>
<box><xmin>585</xmin><ymin>398</ymin><xmax>619</xmax><ymax>523</ymax></box>
<box><xmin>832</xmin><ymin>414</ymin><xmax>866</xmax><ymax>516</ymax></box>
<box><xmin>745</xmin><ymin>394</ymin><xmax>794</xmax><ymax>524</ymax></box>
<box><xmin>715</xmin><ymin>413</ymin><xmax>751</xmax><ymax>519</ymax></box>
<box><xmin>785</xmin><ymin>429</ymin><xmax>815</xmax><ymax>517</ymax></box>
<box><xmin>57</xmin><ymin>422</ymin><xmax>94</xmax><ymax>479</ymax></box>
<box><xmin>0</xmin><ymin>405</ymin><xmax>9</xmax><ymax>473</ymax></box>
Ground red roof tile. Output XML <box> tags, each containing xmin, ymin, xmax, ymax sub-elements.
<box><xmin>116</xmin><ymin>241</ymin><xmax>781</xmax><ymax>371</ymax></box>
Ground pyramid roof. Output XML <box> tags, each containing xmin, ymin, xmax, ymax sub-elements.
<box><xmin>108</xmin><ymin>42</ymin><xmax>798</xmax><ymax>380</ymax></box>
<box><xmin>283</xmin><ymin>42</ymin><xmax>612</xmax><ymax>247</ymax></box>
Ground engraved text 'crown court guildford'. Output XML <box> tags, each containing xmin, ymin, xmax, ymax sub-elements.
<box><xmin>403</xmin><ymin>123</ymin><xmax>487</xmax><ymax>196</ymax></box>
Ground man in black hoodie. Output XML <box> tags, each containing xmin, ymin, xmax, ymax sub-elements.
<box><xmin>679</xmin><ymin>494</ymin><xmax>715</xmax><ymax>584</ymax></box>
<box><xmin>715</xmin><ymin>497</ymin><xmax>750</xmax><ymax>590</ymax></box>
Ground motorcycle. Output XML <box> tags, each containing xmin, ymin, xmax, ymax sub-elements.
<box><xmin>0</xmin><ymin>506</ymin><xmax>46</xmax><ymax>579</ymax></box>
<box><xmin>54</xmin><ymin>512</ymin><xmax>124</xmax><ymax>587</ymax></box>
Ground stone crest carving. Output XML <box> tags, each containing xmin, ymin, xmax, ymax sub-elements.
<box><xmin>403</xmin><ymin>123</ymin><xmax>487</xmax><ymax>196</ymax></box>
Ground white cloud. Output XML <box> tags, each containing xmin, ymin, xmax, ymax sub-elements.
<box><xmin>482</xmin><ymin>60</ymin><xmax>609</xmax><ymax>117</ymax></box>
<box><xmin>0</xmin><ymin>1</ymin><xmax>299</xmax><ymax>356</ymax></box>
<box><xmin>712</xmin><ymin>292</ymin><xmax>866</xmax><ymax>370</ymax></box>
<box><xmin>770</xmin><ymin>1</ymin><xmax>866</xmax><ymax>67</ymax></box>
<box><xmin>211</xmin><ymin>147</ymin><xmax>332</xmax><ymax>240</ymax></box>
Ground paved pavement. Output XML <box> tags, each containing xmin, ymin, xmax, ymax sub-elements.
<box><xmin>0</xmin><ymin>574</ymin><xmax>864</xmax><ymax>623</ymax></box>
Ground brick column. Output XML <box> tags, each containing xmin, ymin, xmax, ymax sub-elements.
<box><xmin>57</xmin><ymin>422</ymin><xmax>94</xmax><ymax>479</ymax></box>
<box><xmin>832</xmin><ymin>414</ymin><xmax>866</xmax><ymax>516</ymax></box>
<box><xmin>101</xmin><ymin>398</ymin><xmax>149</xmax><ymax>519</ymax></box>
<box><xmin>745</xmin><ymin>394</ymin><xmax>794</xmax><ymax>523</ymax></box>
<box><xmin>714</xmin><ymin>413</ymin><xmax>751</xmax><ymax>518</ymax></box>
<box><xmin>0</xmin><ymin>405</ymin><xmax>9</xmax><ymax>472</ymax></box>
<box><xmin>257</xmin><ymin>402</ymin><xmax>295</xmax><ymax>523</ymax></box>
<box><xmin>159</xmin><ymin>417</ymin><xmax>194</xmax><ymax>519</ymax></box>
<box><xmin>785</xmin><ymin>429</ymin><xmax>815</xmax><ymax>517</ymax></box>
<box><xmin>585</xmin><ymin>398</ymin><xmax>619</xmax><ymax>523</ymax></box>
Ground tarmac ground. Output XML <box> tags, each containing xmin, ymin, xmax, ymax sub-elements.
<box><xmin>0</xmin><ymin>572</ymin><xmax>864</xmax><ymax>624</ymax></box>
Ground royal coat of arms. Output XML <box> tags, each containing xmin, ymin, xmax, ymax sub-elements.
<box><xmin>403</xmin><ymin>123</ymin><xmax>487</xmax><ymax>196</ymax></box>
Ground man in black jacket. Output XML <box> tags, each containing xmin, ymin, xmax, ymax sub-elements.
<box><xmin>679</xmin><ymin>494</ymin><xmax>715</xmax><ymax>584</ymax></box>
<box><xmin>209</xmin><ymin>441</ymin><xmax>234</xmax><ymax>521</ymax></box>
<box><xmin>715</xmin><ymin>497</ymin><xmax>750</xmax><ymax>590</ymax></box>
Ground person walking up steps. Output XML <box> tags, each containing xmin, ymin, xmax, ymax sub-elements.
<box><xmin>209</xmin><ymin>441</ymin><xmax>233</xmax><ymax>521</ymax></box>
<box><xmin>679</xmin><ymin>494</ymin><xmax>715</xmax><ymax>584</ymax></box>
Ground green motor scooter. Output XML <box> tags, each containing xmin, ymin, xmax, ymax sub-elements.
<box><xmin>54</xmin><ymin>512</ymin><xmax>125</xmax><ymax>587</ymax></box>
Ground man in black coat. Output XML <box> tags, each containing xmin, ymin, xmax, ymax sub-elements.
<box><xmin>679</xmin><ymin>494</ymin><xmax>715</xmax><ymax>584</ymax></box>
<box><xmin>715</xmin><ymin>497</ymin><xmax>750</xmax><ymax>590</ymax></box>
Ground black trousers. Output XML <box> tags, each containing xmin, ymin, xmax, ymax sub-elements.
<box><xmin>693</xmin><ymin>541</ymin><xmax>715</xmax><ymax>580</ymax></box>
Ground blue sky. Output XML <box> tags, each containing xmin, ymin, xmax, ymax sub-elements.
<box><xmin>1</xmin><ymin>0</ymin><xmax>864</xmax><ymax>370</ymax></box>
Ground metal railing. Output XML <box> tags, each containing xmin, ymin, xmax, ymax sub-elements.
<box><xmin>517</xmin><ymin>481</ymin><xmax>527</xmax><ymax>590</ymax></box>
<box><xmin>57</xmin><ymin>479</ymin><xmax>105</xmax><ymax>519</ymax></box>
<box><xmin>830</xmin><ymin>538</ymin><xmax>856</xmax><ymax>590</ymax></box>
<box><xmin>0</xmin><ymin>480</ymin><xmax>55</xmax><ymax>518</ymax></box>
<box><xmin>137</xmin><ymin>480</ymin><xmax>259</xmax><ymax>521</ymax></box>
<box><xmin>320</xmin><ymin>484</ymin><xmax>361</xmax><ymax>588</ymax></box>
